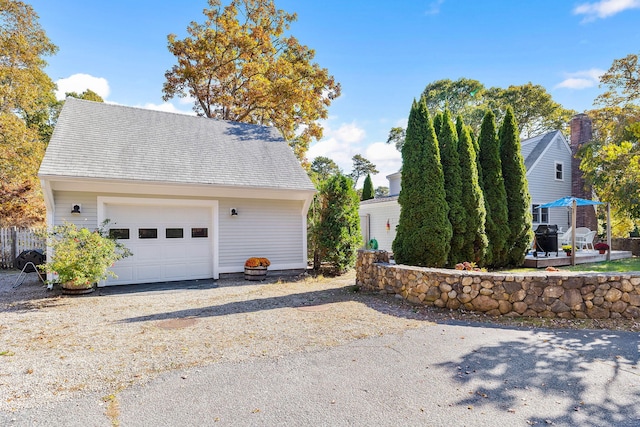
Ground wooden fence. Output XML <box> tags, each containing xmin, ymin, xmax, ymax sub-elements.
<box><xmin>0</xmin><ymin>227</ymin><xmax>46</xmax><ymax>269</ymax></box>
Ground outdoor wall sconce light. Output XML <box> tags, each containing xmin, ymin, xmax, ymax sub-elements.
<box><xmin>230</xmin><ymin>208</ymin><xmax>238</xmax><ymax>216</ymax></box>
<box><xmin>71</xmin><ymin>204</ymin><xmax>82</xmax><ymax>215</ymax></box>
<box><xmin>386</xmin><ymin>219</ymin><xmax>391</xmax><ymax>231</ymax></box>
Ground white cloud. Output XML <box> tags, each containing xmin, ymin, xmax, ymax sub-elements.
<box><xmin>307</xmin><ymin>121</ymin><xmax>402</xmax><ymax>189</ymax></box>
<box><xmin>364</xmin><ymin>142</ymin><xmax>402</xmax><ymax>188</ymax></box>
<box><xmin>573</xmin><ymin>0</ymin><xmax>640</xmax><ymax>22</ymax></box>
<box><xmin>139</xmin><ymin>102</ymin><xmax>195</xmax><ymax>115</ymax></box>
<box><xmin>333</xmin><ymin>122</ymin><xmax>366</xmax><ymax>143</ymax></box>
<box><xmin>178</xmin><ymin>94</ymin><xmax>197</xmax><ymax>105</ymax></box>
<box><xmin>555</xmin><ymin>68</ymin><xmax>605</xmax><ymax>89</ymax></box>
<box><xmin>55</xmin><ymin>73</ymin><xmax>110</xmax><ymax>100</ymax></box>
<box><xmin>306</xmin><ymin>137</ymin><xmax>353</xmax><ymax>170</ymax></box>
<box><xmin>307</xmin><ymin>121</ymin><xmax>366</xmax><ymax>179</ymax></box>
<box><xmin>394</xmin><ymin>118</ymin><xmax>408</xmax><ymax>128</ymax></box>
<box><xmin>425</xmin><ymin>0</ymin><xmax>445</xmax><ymax>15</ymax></box>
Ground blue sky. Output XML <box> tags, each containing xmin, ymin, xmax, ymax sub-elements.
<box><xmin>30</xmin><ymin>0</ymin><xmax>640</xmax><ymax>188</ymax></box>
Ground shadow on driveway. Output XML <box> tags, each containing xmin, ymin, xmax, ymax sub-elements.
<box><xmin>96</xmin><ymin>279</ymin><xmax>219</xmax><ymax>295</ymax></box>
<box><xmin>435</xmin><ymin>327</ymin><xmax>640</xmax><ymax>426</ymax></box>
<box><xmin>116</xmin><ymin>286</ymin><xmax>367</xmax><ymax>323</ymax></box>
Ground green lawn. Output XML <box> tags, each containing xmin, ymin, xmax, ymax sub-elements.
<box><xmin>503</xmin><ymin>256</ymin><xmax>640</xmax><ymax>274</ymax></box>
<box><xmin>558</xmin><ymin>256</ymin><xmax>640</xmax><ymax>273</ymax></box>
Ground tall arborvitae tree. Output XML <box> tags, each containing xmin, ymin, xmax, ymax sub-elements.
<box><xmin>361</xmin><ymin>173</ymin><xmax>374</xmax><ymax>200</ymax></box>
<box><xmin>499</xmin><ymin>106</ymin><xmax>532</xmax><ymax>266</ymax></box>
<box><xmin>457</xmin><ymin>116</ymin><xmax>488</xmax><ymax>264</ymax></box>
<box><xmin>457</xmin><ymin>117</ymin><xmax>483</xmax><ymax>188</ymax></box>
<box><xmin>438</xmin><ymin>109</ymin><xmax>465</xmax><ymax>266</ymax></box>
<box><xmin>316</xmin><ymin>174</ymin><xmax>362</xmax><ymax>273</ymax></box>
<box><xmin>433</xmin><ymin>111</ymin><xmax>444</xmax><ymax>137</ymax></box>
<box><xmin>478</xmin><ymin>110</ymin><xmax>509</xmax><ymax>267</ymax></box>
<box><xmin>393</xmin><ymin>98</ymin><xmax>451</xmax><ymax>267</ymax></box>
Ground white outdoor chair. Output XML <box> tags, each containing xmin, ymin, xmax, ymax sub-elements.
<box><xmin>575</xmin><ymin>227</ymin><xmax>591</xmax><ymax>237</ymax></box>
<box><xmin>576</xmin><ymin>230</ymin><xmax>596</xmax><ymax>250</ymax></box>
<box><xmin>567</xmin><ymin>227</ymin><xmax>591</xmax><ymax>249</ymax></box>
<box><xmin>559</xmin><ymin>227</ymin><xmax>572</xmax><ymax>246</ymax></box>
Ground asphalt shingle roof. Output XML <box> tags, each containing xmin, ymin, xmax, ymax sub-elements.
<box><xmin>39</xmin><ymin>98</ymin><xmax>315</xmax><ymax>191</ymax></box>
<box><xmin>523</xmin><ymin>130</ymin><xmax>561</xmax><ymax>171</ymax></box>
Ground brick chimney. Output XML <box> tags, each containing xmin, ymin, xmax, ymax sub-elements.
<box><xmin>569</xmin><ymin>114</ymin><xmax>598</xmax><ymax>230</ymax></box>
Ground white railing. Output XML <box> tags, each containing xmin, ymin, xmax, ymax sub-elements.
<box><xmin>0</xmin><ymin>227</ymin><xmax>46</xmax><ymax>269</ymax></box>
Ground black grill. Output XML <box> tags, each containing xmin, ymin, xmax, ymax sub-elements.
<box><xmin>15</xmin><ymin>249</ymin><xmax>45</xmax><ymax>272</ymax></box>
<box><xmin>533</xmin><ymin>224</ymin><xmax>558</xmax><ymax>257</ymax></box>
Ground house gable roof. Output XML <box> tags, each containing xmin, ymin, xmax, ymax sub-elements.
<box><xmin>39</xmin><ymin>98</ymin><xmax>314</xmax><ymax>191</ymax></box>
<box><xmin>522</xmin><ymin>130</ymin><xmax>571</xmax><ymax>173</ymax></box>
<box><xmin>360</xmin><ymin>195</ymin><xmax>399</xmax><ymax>205</ymax></box>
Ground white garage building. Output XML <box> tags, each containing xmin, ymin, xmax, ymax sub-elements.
<box><xmin>39</xmin><ymin>98</ymin><xmax>315</xmax><ymax>286</ymax></box>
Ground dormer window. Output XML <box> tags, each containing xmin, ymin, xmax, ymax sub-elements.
<box><xmin>555</xmin><ymin>162</ymin><xmax>563</xmax><ymax>180</ymax></box>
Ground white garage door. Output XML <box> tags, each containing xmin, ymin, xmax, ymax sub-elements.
<box><xmin>103</xmin><ymin>203</ymin><xmax>213</xmax><ymax>285</ymax></box>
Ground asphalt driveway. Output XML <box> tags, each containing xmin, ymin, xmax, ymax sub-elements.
<box><xmin>4</xmin><ymin>320</ymin><xmax>639</xmax><ymax>426</ymax></box>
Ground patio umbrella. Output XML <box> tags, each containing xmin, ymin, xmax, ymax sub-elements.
<box><xmin>538</xmin><ymin>196</ymin><xmax>608</xmax><ymax>265</ymax></box>
<box><xmin>538</xmin><ymin>196</ymin><xmax>604</xmax><ymax>209</ymax></box>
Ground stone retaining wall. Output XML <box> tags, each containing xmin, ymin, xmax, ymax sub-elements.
<box><xmin>612</xmin><ymin>237</ymin><xmax>640</xmax><ymax>256</ymax></box>
<box><xmin>356</xmin><ymin>250</ymin><xmax>640</xmax><ymax>319</ymax></box>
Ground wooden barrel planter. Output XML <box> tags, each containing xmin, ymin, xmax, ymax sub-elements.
<box><xmin>244</xmin><ymin>266</ymin><xmax>267</xmax><ymax>281</ymax></box>
<box><xmin>61</xmin><ymin>281</ymin><xmax>96</xmax><ymax>295</ymax></box>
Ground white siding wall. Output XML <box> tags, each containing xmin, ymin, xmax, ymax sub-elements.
<box><xmin>53</xmin><ymin>192</ymin><xmax>99</xmax><ymax>229</ymax></box>
<box><xmin>359</xmin><ymin>200</ymin><xmax>400</xmax><ymax>252</ymax></box>
<box><xmin>388</xmin><ymin>173</ymin><xmax>401</xmax><ymax>196</ymax></box>
<box><xmin>527</xmin><ymin>136</ymin><xmax>573</xmax><ymax>231</ymax></box>
<box><xmin>217</xmin><ymin>198</ymin><xmax>304</xmax><ymax>270</ymax></box>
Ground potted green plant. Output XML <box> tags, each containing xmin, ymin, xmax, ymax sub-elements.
<box><xmin>562</xmin><ymin>244</ymin><xmax>573</xmax><ymax>256</ymax></box>
<box><xmin>594</xmin><ymin>242</ymin><xmax>609</xmax><ymax>254</ymax></box>
<box><xmin>244</xmin><ymin>257</ymin><xmax>270</xmax><ymax>281</ymax></box>
<box><xmin>42</xmin><ymin>221</ymin><xmax>132</xmax><ymax>294</ymax></box>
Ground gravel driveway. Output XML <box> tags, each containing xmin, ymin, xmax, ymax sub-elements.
<box><xmin>2</xmin><ymin>269</ymin><xmax>639</xmax><ymax>427</ymax></box>
<box><xmin>1</xmin><ymin>269</ymin><xmax>435</xmax><ymax>413</ymax></box>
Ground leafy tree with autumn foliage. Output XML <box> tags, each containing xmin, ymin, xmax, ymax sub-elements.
<box><xmin>375</xmin><ymin>186</ymin><xmax>389</xmax><ymax>197</ymax></box>
<box><xmin>580</xmin><ymin>52</ymin><xmax>640</xmax><ymax>224</ymax></box>
<box><xmin>386</xmin><ymin>126</ymin><xmax>405</xmax><ymax>151</ymax></box>
<box><xmin>0</xmin><ymin>0</ymin><xmax>57</xmax><ymax>227</ymax></box>
<box><xmin>485</xmin><ymin>83</ymin><xmax>575</xmax><ymax>139</ymax></box>
<box><xmin>388</xmin><ymin>78</ymin><xmax>574</xmax><ymax>151</ymax></box>
<box><xmin>422</xmin><ymin>78</ymin><xmax>485</xmax><ymax>119</ymax></box>
<box><xmin>349</xmin><ymin>154</ymin><xmax>378</xmax><ymax>188</ymax></box>
<box><xmin>595</xmin><ymin>52</ymin><xmax>640</xmax><ymax>107</ymax></box>
<box><xmin>580</xmin><ymin>110</ymin><xmax>640</xmax><ymax>234</ymax></box>
<box><xmin>162</xmin><ymin>0</ymin><xmax>340</xmax><ymax>161</ymax></box>
<box><xmin>310</xmin><ymin>156</ymin><xmax>341</xmax><ymax>180</ymax></box>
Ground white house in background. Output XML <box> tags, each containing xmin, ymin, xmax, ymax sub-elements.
<box><xmin>360</xmin><ymin>130</ymin><xmax>573</xmax><ymax>251</ymax></box>
<box><xmin>359</xmin><ymin>172</ymin><xmax>401</xmax><ymax>251</ymax></box>
<box><xmin>39</xmin><ymin>98</ymin><xmax>315</xmax><ymax>286</ymax></box>
<box><xmin>521</xmin><ymin>130</ymin><xmax>573</xmax><ymax>231</ymax></box>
